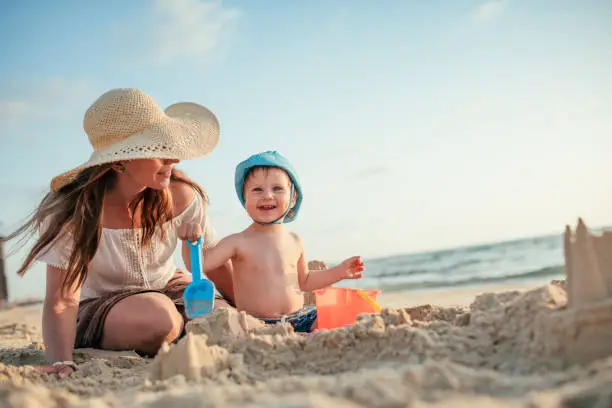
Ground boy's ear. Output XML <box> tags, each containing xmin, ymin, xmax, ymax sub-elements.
<box><xmin>290</xmin><ymin>189</ymin><xmax>298</xmax><ymax>208</ymax></box>
<box><xmin>285</xmin><ymin>189</ymin><xmax>298</xmax><ymax>219</ymax></box>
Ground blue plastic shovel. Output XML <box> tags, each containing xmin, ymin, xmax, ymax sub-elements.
<box><xmin>184</xmin><ymin>237</ymin><xmax>216</xmax><ymax>318</ymax></box>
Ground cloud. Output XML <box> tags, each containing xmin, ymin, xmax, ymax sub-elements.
<box><xmin>149</xmin><ymin>0</ymin><xmax>240</xmax><ymax>64</ymax></box>
<box><xmin>472</xmin><ymin>0</ymin><xmax>507</xmax><ymax>22</ymax></box>
<box><xmin>0</xmin><ymin>78</ymin><xmax>98</xmax><ymax>129</ymax></box>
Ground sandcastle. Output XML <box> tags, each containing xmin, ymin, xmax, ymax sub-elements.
<box><xmin>557</xmin><ymin>218</ymin><xmax>612</xmax><ymax>365</ymax></box>
<box><xmin>524</xmin><ymin>218</ymin><xmax>612</xmax><ymax>367</ymax></box>
<box><xmin>564</xmin><ymin>218</ymin><xmax>612</xmax><ymax>307</ymax></box>
<box><xmin>148</xmin><ymin>332</ymin><xmax>231</xmax><ymax>382</ymax></box>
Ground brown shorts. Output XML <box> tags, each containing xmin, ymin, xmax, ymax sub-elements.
<box><xmin>74</xmin><ymin>271</ymin><xmax>232</xmax><ymax>349</ymax></box>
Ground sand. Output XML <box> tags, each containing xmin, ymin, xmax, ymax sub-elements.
<box><xmin>0</xmin><ymin>219</ymin><xmax>611</xmax><ymax>407</ymax></box>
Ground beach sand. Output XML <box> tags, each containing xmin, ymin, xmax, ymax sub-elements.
<box><xmin>1</xmin><ymin>220</ymin><xmax>611</xmax><ymax>408</ymax></box>
<box><xmin>378</xmin><ymin>282</ymin><xmax>540</xmax><ymax>309</ymax></box>
<box><xmin>1</xmin><ymin>279</ymin><xmax>611</xmax><ymax>408</ymax></box>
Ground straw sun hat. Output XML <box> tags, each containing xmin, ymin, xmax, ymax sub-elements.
<box><xmin>50</xmin><ymin>88</ymin><xmax>220</xmax><ymax>192</ymax></box>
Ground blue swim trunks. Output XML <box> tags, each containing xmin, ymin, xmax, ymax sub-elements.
<box><xmin>260</xmin><ymin>305</ymin><xmax>317</xmax><ymax>333</ymax></box>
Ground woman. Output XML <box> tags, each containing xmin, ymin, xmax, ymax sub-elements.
<box><xmin>4</xmin><ymin>88</ymin><xmax>235</xmax><ymax>378</ymax></box>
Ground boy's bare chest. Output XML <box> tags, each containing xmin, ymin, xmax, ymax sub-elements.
<box><xmin>238</xmin><ymin>236</ymin><xmax>300</xmax><ymax>274</ymax></box>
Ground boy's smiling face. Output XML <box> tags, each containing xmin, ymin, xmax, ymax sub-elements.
<box><xmin>243</xmin><ymin>167</ymin><xmax>296</xmax><ymax>224</ymax></box>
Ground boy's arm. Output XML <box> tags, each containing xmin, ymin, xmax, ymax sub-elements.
<box><xmin>294</xmin><ymin>233</ymin><xmax>350</xmax><ymax>292</ymax></box>
<box><xmin>198</xmin><ymin>235</ymin><xmax>239</xmax><ymax>274</ymax></box>
<box><xmin>296</xmin><ymin>235</ymin><xmax>310</xmax><ymax>291</ymax></box>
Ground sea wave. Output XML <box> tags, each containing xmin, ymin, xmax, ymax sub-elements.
<box><xmin>377</xmin><ymin>265</ymin><xmax>565</xmax><ymax>293</ymax></box>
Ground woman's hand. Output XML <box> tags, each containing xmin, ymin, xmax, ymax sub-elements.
<box><xmin>32</xmin><ymin>362</ymin><xmax>77</xmax><ymax>379</ymax></box>
<box><xmin>41</xmin><ymin>266</ymin><xmax>80</xmax><ymax>380</ymax></box>
<box><xmin>178</xmin><ymin>222</ymin><xmax>203</xmax><ymax>243</ymax></box>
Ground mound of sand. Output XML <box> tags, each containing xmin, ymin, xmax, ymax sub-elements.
<box><xmin>0</xmin><ymin>219</ymin><xmax>611</xmax><ymax>407</ymax></box>
<box><xmin>1</xmin><ymin>283</ymin><xmax>611</xmax><ymax>407</ymax></box>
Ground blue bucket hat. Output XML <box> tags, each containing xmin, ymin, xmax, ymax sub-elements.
<box><xmin>235</xmin><ymin>150</ymin><xmax>302</xmax><ymax>224</ymax></box>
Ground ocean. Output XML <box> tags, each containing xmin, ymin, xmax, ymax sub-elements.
<box><xmin>5</xmin><ymin>227</ymin><xmax>610</xmax><ymax>302</ymax></box>
<box><xmin>333</xmin><ymin>229</ymin><xmax>604</xmax><ymax>294</ymax></box>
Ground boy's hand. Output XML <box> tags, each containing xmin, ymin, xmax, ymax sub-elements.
<box><xmin>178</xmin><ymin>222</ymin><xmax>203</xmax><ymax>243</ymax></box>
<box><xmin>339</xmin><ymin>256</ymin><xmax>364</xmax><ymax>279</ymax></box>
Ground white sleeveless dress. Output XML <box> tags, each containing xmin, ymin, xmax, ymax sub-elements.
<box><xmin>36</xmin><ymin>192</ymin><xmax>216</xmax><ymax>301</ymax></box>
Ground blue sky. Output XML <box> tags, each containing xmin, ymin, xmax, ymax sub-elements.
<box><xmin>1</xmin><ymin>0</ymin><xmax>611</xmax><ymax>298</ymax></box>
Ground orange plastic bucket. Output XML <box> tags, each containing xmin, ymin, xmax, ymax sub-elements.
<box><xmin>313</xmin><ymin>287</ymin><xmax>381</xmax><ymax>330</ymax></box>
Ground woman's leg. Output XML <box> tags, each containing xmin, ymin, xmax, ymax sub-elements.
<box><xmin>75</xmin><ymin>270</ymin><xmax>234</xmax><ymax>356</ymax></box>
<box><xmin>100</xmin><ymin>292</ymin><xmax>183</xmax><ymax>356</ymax></box>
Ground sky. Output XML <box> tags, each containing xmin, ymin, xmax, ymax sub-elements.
<box><xmin>1</xmin><ymin>0</ymin><xmax>611</xmax><ymax>299</ymax></box>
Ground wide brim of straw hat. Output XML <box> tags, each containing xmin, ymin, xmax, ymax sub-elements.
<box><xmin>50</xmin><ymin>101</ymin><xmax>220</xmax><ymax>192</ymax></box>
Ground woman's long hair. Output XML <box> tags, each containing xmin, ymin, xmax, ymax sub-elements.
<box><xmin>3</xmin><ymin>164</ymin><xmax>207</xmax><ymax>294</ymax></box>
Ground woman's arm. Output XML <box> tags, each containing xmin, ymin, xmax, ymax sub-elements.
<box><xmin>42</xmin><ymin>265</ymin><xmax>80</xmax><ymax>364</ymax></box>
<box><xmin>181</xmin><ymin>237</ymin><xmax>237</xmax><ymax>306</ymax></box>
<box><xmin>173</xmin><ymin>181</ymin><xmax>236</xmax><ymax>305</ymax></box>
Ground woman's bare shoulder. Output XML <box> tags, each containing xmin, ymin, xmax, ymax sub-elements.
<box><xmin>168</xmin><ymin>179</ymin><xmax>198</xmax><ymax>216</ymax></box>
